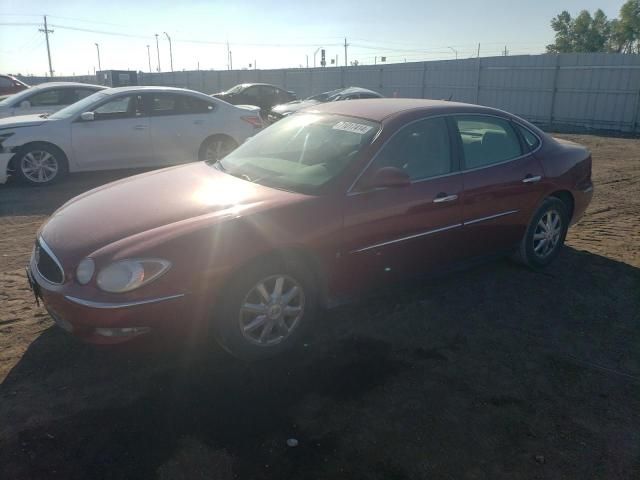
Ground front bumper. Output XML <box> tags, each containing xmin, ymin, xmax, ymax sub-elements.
<box><xmin>27</xmin><ymin>257</ymin><xmax>195</xmax><ymax>345</ymax></box>
<box><xmin>0</xmin><ymin>151</ymin><xmax>13</xmax><ymax>184</ymax></box>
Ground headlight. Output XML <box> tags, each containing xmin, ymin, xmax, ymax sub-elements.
<box><xmin>76</xmin><ymin>258</ymin><xmax>95</xmax><ymax>285</ymax></box>
<box><xmin>96</xmin><ymin>259</ymin><xmax>171</xmax><ymax>293</ymax></box>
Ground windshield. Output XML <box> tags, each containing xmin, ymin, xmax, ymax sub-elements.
<box><xmin>0</xmin><ymin>88</ymin><xmax>34</xmax><ymax>107</ymax></box>
<box><xmin>225</xmin><ymin>84</ymin><xmax>245</xmax><ymax>95</ymax></box>
<box><xmin>49</xmin><ymin>91</ymin><xmax>109</xmax><ymax>119</ymax></box>
<box><xmin>306</xmin><ymin>89</ymin><xmax>342</xmax><ymax>102</ymax></box>
<box><xmin>217</xmin><ymin>113</ymin><xmax>379</xmax><ymax>194</ymax></box>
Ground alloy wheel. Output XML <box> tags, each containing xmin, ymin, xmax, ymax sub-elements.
<box><xmin>205</xmin><ymin>139</ymin><xmax>234</xmax><ymax>162</ymax></box>
<box><xmin>238</xmin><ymin>274</ymin><xmax>305</xmax><ymax>346</ymax></box>
<box><xmin>20</xmin><ymin>150</ymin><xmax>58</xmax><ymax>183</ymax></box>
<box><xmin>533</xmin><ymin>209</ymin><xmax>562</xmax><ymax>258</ymax></box>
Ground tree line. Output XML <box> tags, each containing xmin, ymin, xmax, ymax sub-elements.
<box><xmin>547</xmin><ymin>0</ymin><xmax>640</xmax><ymax>53</ymax></box>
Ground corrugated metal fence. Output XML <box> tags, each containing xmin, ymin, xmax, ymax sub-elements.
<box><xmin>19</xmin><ymin>53</ymin><xmax>640</xmax><ymax>132</ymax></box>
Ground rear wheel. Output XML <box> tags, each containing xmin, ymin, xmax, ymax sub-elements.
<box><xmin>199</xmin><ymin>136</ymin><xmax>238</xmax><ymax>163</ymax></box>
<box><xmin>212</xmin><ymin>258</ymin><xmax>317</xmax><ymax>361</ymax></box>
<box><xmin>515</xmin><ymin>197</ymin><xmax>569</xmax><ymax>269</ymax></box>
<box><xmin>15</xmin><ymin>143</ymin><xmax>67</xmax><ymax>186</ymax></box>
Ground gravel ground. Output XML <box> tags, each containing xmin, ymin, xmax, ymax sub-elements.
<box><xmin>0</xmin><ymin>134</ymin><xmax>639</xmax><ymax>479</ymax></box>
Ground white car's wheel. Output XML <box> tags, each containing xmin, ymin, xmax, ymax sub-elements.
<box><xmin>15</xmin><ymin>143</ymin><xmax>67</xmax><ymax>186</ymax></box>
<box><xmin>199</xmin><ymin>136</ymin><xmax>238</xmax><ymax>163</ymax></box>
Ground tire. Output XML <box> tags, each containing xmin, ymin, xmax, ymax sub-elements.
<box><xmin>14</xmin><ymin>143</ymin><xmax>67</xmax><ymax>186</ymax></box>
<box><xmin>212</xmin><ymin>257</ymin><xmax>317</xmax><ymax>361</ymax></box>
<box><xmin>198</xmin><ymin>135</ymin><xmax>238</xmax><ymax>162</ymax></box>
<box><xmin>514</xmin><ymin>197</ymin><xmax>569</xmax><ymax>269</ymax></box>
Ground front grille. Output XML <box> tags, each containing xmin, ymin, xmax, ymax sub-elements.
<box><xmin>35</xmin><ymin>238</ymin><xmax>64</xmax><ymax>284</ymax></box>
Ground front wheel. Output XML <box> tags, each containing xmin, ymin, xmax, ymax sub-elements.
<box><xmin>15</xmin><ymin>143</ymin><xmax>67</xmax><ymax>186</ymax></box>
<box><xmin>515</xmin><ymin>197</ymin><xmax>569</xmax><ymax>269</ymax></box>
<box><xmin>213</xmin><ymin>259</ymin><xmax>317</xmax><ymax>361</ymax></box>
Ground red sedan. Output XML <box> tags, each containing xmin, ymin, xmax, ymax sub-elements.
<box><xmin>27</xmin><ymin>99</ymin><xmax>593</xmax><ymax>359</ymax></box>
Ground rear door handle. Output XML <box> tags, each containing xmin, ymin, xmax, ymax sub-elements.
<box><xmin>522</xmin><ymin>175</ymin><xmax>542</xmax><ymax>184</ymax></box>
<box><xmin>433</xmin><ymin>193</ymin><xmax>458</xmax><ymax>203</ymax></box>
<box><xmin>133</xmin><ymin>125</ymin><xmax>147</xmax><ymax>130</ymax></box>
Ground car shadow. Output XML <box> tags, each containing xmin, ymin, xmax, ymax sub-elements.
<box><xmin>1</xmin><ymin>247</ymin><xmax>639</xmax><ymax>479</ymax></box>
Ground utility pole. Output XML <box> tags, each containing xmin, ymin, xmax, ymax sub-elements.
<box><xmin>254</xmin><ymin>59</ymin><xmax>257</xmax><ymax>70</ymax></box>
<box><xmin>336</xmin><ymin>54</ymin><xmax>339</xmax><ymax>67</ymax></box>
<box><xmin>344</xmin><ymin>37</ymin><xmax>348</xmax><ymax>67</ymax></box>
<box><xmin>146</xmin><ymin>45</ymin><xmax>152</xmax><ymax>72</ymax></box>
<box><xmin>477</xmin><ymin>43</ymin><xmax>481</xmax><ymax>58</ymax></box>
<box><xmin>164</xmin><ymin>32</ymin><xmax>173</xmax><ymax>72</ymax></box>
<box><xmin>155</xmin><ymin>33</ymin><xmax>161</xmax><ymax>72</ymax></box>
<box><xmin>502</xmin><ymin>45</ymin><xmax>509</xmax><ymax>56</ymax></box>
<box><xmin>226</xmin><ymin>41</ymin><xmax>230</xmax><ymax>70</ymax></box>
<box><xmin>94</xmin><ymin>43</ymin><xmax>102</xmax><ymax>71</ymax></box>
<box><xmin>229</xmin><ymin>50</ymin><xmax>233</xmax><ymax>70</ymax></box>
<box><xmin>39</xmin><ymin>15</ymin><xmax>54</xmax><ymax>78</ymax></box>
<box><xmin>306</xmin><ymin>55</ymin><xmax>309</xmax><ymax>68</ymax></box>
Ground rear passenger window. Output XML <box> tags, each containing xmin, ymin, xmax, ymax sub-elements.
<box><xmin>180</xmin><ymin>96</ymin><xmax>214</xmax><ymax>114</ymax></box>
<box><xmin>369</xmin><ymin>117</ymin><xmax>452</xmax><ymax>181</ymax></box>
<box><xmin>454</xmin><ymin>116</ymin><xmax>522</xmax><ymax>169</ymax></box>
<box><xmin>150</xmin><ymin>93</ymin><xmax>179</xmax><ymax>115</ymax></box>
<box><xmin>516</xmin><ymin>124</ymin><xmax>540</xmax><ymax>151</ymax></box>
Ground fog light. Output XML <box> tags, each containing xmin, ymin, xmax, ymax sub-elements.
<box><xmin>94</xmin><ymin>327</ymin><xmax>151</xmax><ymax>337</ymax></box>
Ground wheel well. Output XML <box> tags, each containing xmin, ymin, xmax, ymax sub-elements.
<box><xmin>8</xmin><ymin>141</ymin><xmax>69</xmax><ymax>172</ymax></box>
<box><xmin>549</xmin><ymin>190</ymin><xmax>575</xmax><ymax>221</ymax></box>
<box><xmin>223</xmin><ymin>247</ymin><xmax>329</xmax><ymax>306</ymax></box>
<box><xmin>198</xmin><ymin>134</ymin><xmax>238</xmax><ymax>160</ymax></box>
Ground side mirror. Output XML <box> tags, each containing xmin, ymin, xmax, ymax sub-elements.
<box><xmin>19</xmin><ymin>100</ymin><xmax>31</xmax><ymax>108</ymax></box>
<box><xmin>361</xmin><ymin>167</ymin><xmax>411</xmax><ymax>190</ymax></box>
<box><xmin>80</xmin><ymin>111</ymin><xmax>95</xmax><ymax>121</ymax></box>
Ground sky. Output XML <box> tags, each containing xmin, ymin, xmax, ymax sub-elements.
<box><xmin>0</xmin><ymin>0</ymin><xmax>628</xmax><ymax>76</ymax></box>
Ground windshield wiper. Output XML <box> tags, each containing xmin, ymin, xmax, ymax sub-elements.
<box><xmin>39</xmin><ymin>113</ymin><xmax>50</xmax><ymax>118</ymax></box>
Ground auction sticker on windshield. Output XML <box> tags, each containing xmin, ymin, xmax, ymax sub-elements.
<box><xmin>332</xmin><ymin>121</ymin><xmax>373</xmax><ymax>134</ymax></box>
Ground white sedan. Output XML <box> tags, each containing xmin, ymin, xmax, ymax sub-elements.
<box><xmin>0</xmin><ymin>86</ymin><xmax>263</xmax><ymax>185</ymax></box>
<box><xmin>0</xmin><ymin>82</ymin><xmax>106</xmax><ymax>119</ymax></box>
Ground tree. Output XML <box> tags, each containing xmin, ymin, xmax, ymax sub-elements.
<box><xmin>546</xmin><ymin>1</ymin><xmax>639</xmax><ymax>53</ymax></box>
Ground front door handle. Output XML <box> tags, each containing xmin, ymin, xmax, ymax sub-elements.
<box><xmin>433</xmin><ymin>193</ymin><xmax>458</xmax><ymax>203</ymax></box>
<box><xmin>522</xmin><ymin>175</ymin><xmax>542</xmax><ymax>184</ymax></box>
<box><xmin>133</xmin><ymin>125</ymin><xmax>147</xmax><ymax>130</ymax></box>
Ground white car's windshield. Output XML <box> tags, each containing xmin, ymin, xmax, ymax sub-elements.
<box><xmin>217</xmin><ymin>113</ymin><xmax>379</xmax><ymax>194</ymax></box>
<box><xmin>49</xmin><ymin>91</ymin><xmax>109</xmax><ymax>119</ymax></box>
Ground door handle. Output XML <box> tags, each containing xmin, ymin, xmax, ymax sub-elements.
<box><xmin>433</xmin><ymin>193</ymin><xmax>458</xmax><ymax>203</ymax></box>
<box><xmin>133</xmin><ymin>125</ymin><xmax>147</xmax><ymax>130</ymax></box>
<box><xmin>522</xmin><ymin>175</ymin><xmax>542</xmax><ymax>184</ymax></box>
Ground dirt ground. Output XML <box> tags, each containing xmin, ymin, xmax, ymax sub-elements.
<box><xmin>0</xmin><ymin>134</ymin><xmax>639</xmax><ymax>479</ymax></box>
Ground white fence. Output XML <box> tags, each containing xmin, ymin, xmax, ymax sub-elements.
<box><xmin>19</xmin><ymin>53</ymin><xmax>640</xmax><ymax>132</ymax></box>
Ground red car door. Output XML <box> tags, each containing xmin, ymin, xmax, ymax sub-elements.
<box><xmin>338</xmin><ymin>117</ymin><xmax>464</xmax><ymax>295</ymax></box>
<box><xmin>453</xmin><ymin>115</ymin><xmax>545</xmax><ymax>258</ymax></box>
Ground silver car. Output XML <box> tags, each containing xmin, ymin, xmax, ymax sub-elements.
<box><xmin>0</xmin><ymin>82</ymin><xmax>106</xmax><ymax>119</ymax></box>
<box><xmin>0</xmin><ymin>86</ymin><xmax>263</xmax><ymax>185</ymax></box>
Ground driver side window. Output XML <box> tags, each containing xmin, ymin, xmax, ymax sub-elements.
<box><xmin>94</xmin><ymin>95</ymin><xmax>144</xmax><ymax>120</ymax></box>
<box><xmin>368</xmin><ymin>117</ymin><xmax>452</xmax><ymax>182</ymax></box>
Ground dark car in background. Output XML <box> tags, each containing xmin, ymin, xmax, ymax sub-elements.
<box><xmin>212</xmin><ymin>83</ymin><xmax>296</xmax><ymax>114</ymax></box>
<box><xmin>269</xmin><ymin>86</ymin><xmax>383</xmax><ymax>121</ymax></box>
<box><xmin>0</xmin><ymin>74</ymin><xmax>29</xmax><ymax>98</ymax></box>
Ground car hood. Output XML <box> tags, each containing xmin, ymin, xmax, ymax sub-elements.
<box><xmin>40</xmin><ymin>162</ymin><xmax>308</xmax><ymax>260</ymax></box>
<box><xmin>0</xmin><ymin>113</ymin><xmax>48</xmax><ymax>129</ymax></box>
<box><xmin>272</xmin><ymin>99</ymin><xmax>320</xmax><ymax>115</ymax></box>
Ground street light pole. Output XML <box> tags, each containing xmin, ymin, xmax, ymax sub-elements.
<box><xmin>146</xmin><ymin>45</ymin><xmax>152</xmax><ymax>72</ymax></box>
<box><xmin>447</xmin><ymin>46</ymin><xmax>458</xmax><ymax>60</ymax></box>
<box><xmin>163</xmin><ymin>32</ymin><xmax>173</xmax><ymax>72</ymax></box>
<box><xmin>313</xmin><ymin>47</ymin><xmax>322</xmax><ymax>68</ymax></box>
<box><xmin>95</xmin><ymin>43</ymin><xmax>102</xmax><ymax>71</ymax></box>
<box><xmin>154</xmin><ymin>33</ymin><xmax>161</xmax><ymax>72</ymax></box>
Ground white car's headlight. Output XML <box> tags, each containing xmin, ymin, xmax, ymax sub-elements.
<box><xmin>76</xmin><ymin>258</ymin><xmax>95</xmax><ymax>285</ymax></box>
<box><xmin>96</xmin><ymin>259</ymin><xmax>171</xmax><ymax>293</ymax></box>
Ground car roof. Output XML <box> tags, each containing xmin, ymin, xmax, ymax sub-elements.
<box><xmin>103</xmin><ymin>86</ymin><xmax>204</xmax><ymax>95</ymax></box>
<box><xmin>306</xmin><ymin>98</ymin><xmax>506</xmax><ymax>122</ymax></box>
<box><xmin>30</xmin><ymin>82</ymin><xmax>105</xmax><ymax>90</ymax></box>
<box><xmin>337</xmin><ymin>86</ymin><xmax>381</xmax><ymax>95</ymax></box>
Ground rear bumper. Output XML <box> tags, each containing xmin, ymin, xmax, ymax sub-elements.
<box><xmin>571</xmin><ymin>183</ymin><xmax>594</xmax><ymax>226</ymax></box>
